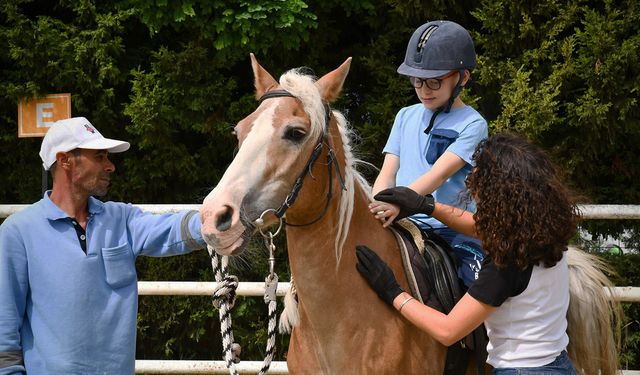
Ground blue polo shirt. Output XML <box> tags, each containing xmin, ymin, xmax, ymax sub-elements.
<box><xmin>0</xmin><ymin>192</ymin><xmax>204</xmax><ymax>374</ymax></box>
<box><xmin>383</xmin><ymin>103</ymin><xmax>487</xmax><ymax>229</ymax></box>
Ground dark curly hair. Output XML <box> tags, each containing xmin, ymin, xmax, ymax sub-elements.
<box><xmin>465</xmin><ymin>133</ymin><xmax>579</xmax><ymax>270</ymax></box>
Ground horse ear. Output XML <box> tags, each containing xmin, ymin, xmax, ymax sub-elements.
<box><xmin>250</xmin><ymin>53</ymin><xmax>279</xmax><ymax>100</ymax></box>
<box><xmin>315</xmin><ymin>57</ymin><xmax>352</xmax><ymax>103</ymax></box>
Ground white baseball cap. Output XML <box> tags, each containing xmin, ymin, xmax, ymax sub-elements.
<box><xmin>39</xmin><ymin>117</ymin><xmax>130</xmax><ymax>170</ymax></box>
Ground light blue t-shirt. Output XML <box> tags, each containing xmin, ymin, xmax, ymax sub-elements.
<box><xmin>383</xmin><ymin>103</ymin><xmax>488</xmax><ymax>228</ymax></box>
<box><xmin>0</xmin><ymin>192</ymin><xmax>205</xmax><ymax>375</ymax></box>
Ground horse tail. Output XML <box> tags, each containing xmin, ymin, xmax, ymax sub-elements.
<box><xmin>279</xmin><ymin>276</ymin><xmax>300</xmax><ymax>334</ymax></box>
<box><xmin>566</xmin><ymin>246</ymin><xmax>623</xmax><ymax>375</ymax></box>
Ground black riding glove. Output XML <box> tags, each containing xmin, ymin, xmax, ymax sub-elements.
<box><xmin>355</xmin><ymin>245</ymin><xmax>403</xmax><ymax>305</ymax></box>
<box><xmin>374</xmin><ymin>186</ymin><xmax>435</xmax><ymax>220</ymax></box>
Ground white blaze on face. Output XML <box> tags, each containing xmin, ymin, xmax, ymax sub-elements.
<box><xmin>200</xmin><ymin>103</ymin><xmax>278</xmax><ymax>252</ymax></box>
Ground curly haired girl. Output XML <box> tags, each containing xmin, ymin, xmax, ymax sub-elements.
<box><xmin>357</xmin><ymin>133</ymin><xmax>617</xmax><ymax>374</ymax></box>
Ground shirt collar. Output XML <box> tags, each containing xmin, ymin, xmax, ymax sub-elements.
<box><xmin>87</xmin><ymin>195</ymin><xmax>105</xmax><ymax>215</ymax></box>
<box><xmin>42</xmin><ymin>190</ymin><xmax>105</xmax><ymax>221</ymax></box>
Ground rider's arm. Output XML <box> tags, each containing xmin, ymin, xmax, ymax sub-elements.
<box><xmin>372</xmin><ymin>154</ymin><xmax>400</xmax><ymax>196</ymax></box>
<box><xmin>408</xmin><ymin>151</ymin><xmax>466</xmax><ymax>195</ymax></box>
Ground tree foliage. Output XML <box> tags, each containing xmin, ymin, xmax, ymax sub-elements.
<box><xmin>1</xmin><ymin>0</ymin><xmax>638</xmax><ymax>368</ymax></box>
<box><xmin>472</xmin><ymin>0</ymin><xmax>640</xmax><ymax>204</ymax></box>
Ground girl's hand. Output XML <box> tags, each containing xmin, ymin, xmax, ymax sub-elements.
<box><xmin>369</xmin><ymin>201</ymin><xmax>401</xmax><ymax>228</ymax></box>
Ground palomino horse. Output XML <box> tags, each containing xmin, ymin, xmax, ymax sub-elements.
<box><xmin>200</xmin><ymin>55</ymin><xmax>621</xmax><ymax>374</ymax></box>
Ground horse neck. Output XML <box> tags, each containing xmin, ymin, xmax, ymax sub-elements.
<box><xmin>280</xmin><ymin>128</ymin><xmax>445</xmax><ymax>373</ymax></box>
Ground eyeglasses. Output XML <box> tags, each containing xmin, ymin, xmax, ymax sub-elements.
<box><xmin>409</xmin><ymin>71</ymin><xmax>457</xmax><ymax>90</ymax></box>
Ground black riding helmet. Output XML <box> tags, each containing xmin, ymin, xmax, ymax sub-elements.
<box><xmin>398</xmin><ymin>21</ymin><xmax>477</xmax><ymax>133</ymax></box>
<box><xmin>398</xmin><ymin>20</ymin><xmax>476</xmax><ymax>78</ymax></box>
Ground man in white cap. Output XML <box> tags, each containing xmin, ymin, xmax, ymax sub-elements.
<box><xmin>0</xmin><ymin>117</ymin><xmax>205</xmax><ymax>374</ymax></box>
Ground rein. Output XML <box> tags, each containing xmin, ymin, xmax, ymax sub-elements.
<box><xmin>259</xmin><ymin>89</ymin><xmax>346</xmax><ymax>227</ymax></box>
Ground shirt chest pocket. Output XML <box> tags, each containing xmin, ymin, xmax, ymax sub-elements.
<box><xmin>425</xmin><ymin>129</ymin><xmax>459</xmax><ymax>164</ymax></box>
<box><xmin>102</xmin><ymin>243</ymin><xmax>137</xmax><ymax>289</ymax></box>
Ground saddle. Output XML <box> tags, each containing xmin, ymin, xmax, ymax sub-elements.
<box><xmin>390</xmin><ymin>220</ymin><xmax>488</xmax><ymax>375</ymax></box>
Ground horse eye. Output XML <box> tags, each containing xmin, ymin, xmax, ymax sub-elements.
<box><xmin>283</xmin><ymin>126</ymin><xmax>307</xmax><ymax>142</ymax></box>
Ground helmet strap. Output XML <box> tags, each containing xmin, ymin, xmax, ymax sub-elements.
<box><xmin>425</xmin><ymin>69</ymin><xmax>467</xmax><ymax>134</ymax></box>
<box><xmin>424</xmin><ymin>108</ymin><xmax>444</xmax><ymax>135</ymax></box>
<box><xmin>444</xmin><ymin>69</ymin><xmax>466</xmax><ymax>113</ymax></box>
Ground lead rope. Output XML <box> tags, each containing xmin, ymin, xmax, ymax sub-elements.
<box><xmin>255</xmin><ymin>209</ymin><xmax>283</xmax><ymax>375</ymax></box>
<box><xmin>209</xmin><ymin>209</ymin><xmax>282</xmax><ymax>375</ymax></box>
<box><xmin>258</xmin><ymin>231</ymin><xmax>279</xmax><ymax>375</ymax></box>
<box><xmin>209</xmin><ymin>246</ymin><xmax>241</xmax><ymax>375</ymax></box>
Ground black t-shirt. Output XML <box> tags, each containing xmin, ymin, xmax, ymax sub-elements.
<box><xmin>467</xmin><ymin>257</ymin><xmax>534</xmax><ymax>307</ymax></box>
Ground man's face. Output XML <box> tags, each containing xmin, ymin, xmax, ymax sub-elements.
<box><xmin>70</xmin><ymin>149</ymin><xmax>115</xmax><ymax>197</ymax></box>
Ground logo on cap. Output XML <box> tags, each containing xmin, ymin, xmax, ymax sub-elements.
<box><xmin>84</xmin><ymin>124</ymin><xmax>95</xmax><ymax>134</ymax></box>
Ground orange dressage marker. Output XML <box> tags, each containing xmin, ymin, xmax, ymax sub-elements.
<box><xmin>18</xmin><ymin>93</ymin><xmax>71</xmax><ymax>137</ymax></box>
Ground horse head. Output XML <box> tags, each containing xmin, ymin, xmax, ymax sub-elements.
<box><xmin>201</xmin><ymin>54</ymin><xmax>352</xmax><ymax>256</ymax></box>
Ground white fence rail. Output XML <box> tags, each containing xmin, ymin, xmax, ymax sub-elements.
<box><xmin>2</xmin><ymin>204</ymin><xmax>640</xmax><ymax>374</ymax></box>
<box><xmin>2</xmin><ymin>203</ymin><xmax>640</xmax><ymax>219</ymax></box>
<box><xmin>138</xmin><ymin>281</ymin><xmax>640</xmax><ymax>302</ymax></box>
<box><xmin>135</xmin><ymin>360</ymin><xmax>289</xmax><ymax>374</ymax></box>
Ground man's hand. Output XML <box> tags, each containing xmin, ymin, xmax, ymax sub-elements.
<box><xmin>374</xmin><ymin>187</ymin><xmax>435</xmax><ymax>220</ymax></box>
<box><xmin>355</xmin><ymin>245</ymin><xmax>403</xmax><ymax>305</ymax></box>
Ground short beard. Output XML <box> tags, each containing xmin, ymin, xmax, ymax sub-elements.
<box><xmin>85</xmin><ymin>179</ymin><xmax>109</xmax><ymax>197</ymax></box>
<box><xmin>91</xmin><ymin>188</ymin><xmax>109</xmax><ymax>197</ymax></box>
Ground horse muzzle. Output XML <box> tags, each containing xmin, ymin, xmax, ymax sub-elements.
<box><xmin>201</xmin><ymin>201</ymin><xmax>248</xmax><ymax>256</ymax></box>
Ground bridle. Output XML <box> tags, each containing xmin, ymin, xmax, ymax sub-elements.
<box><xmin>256</xmin><ymin>89</ymin><xmax>346</xmax><ymax>227</ymax></box>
